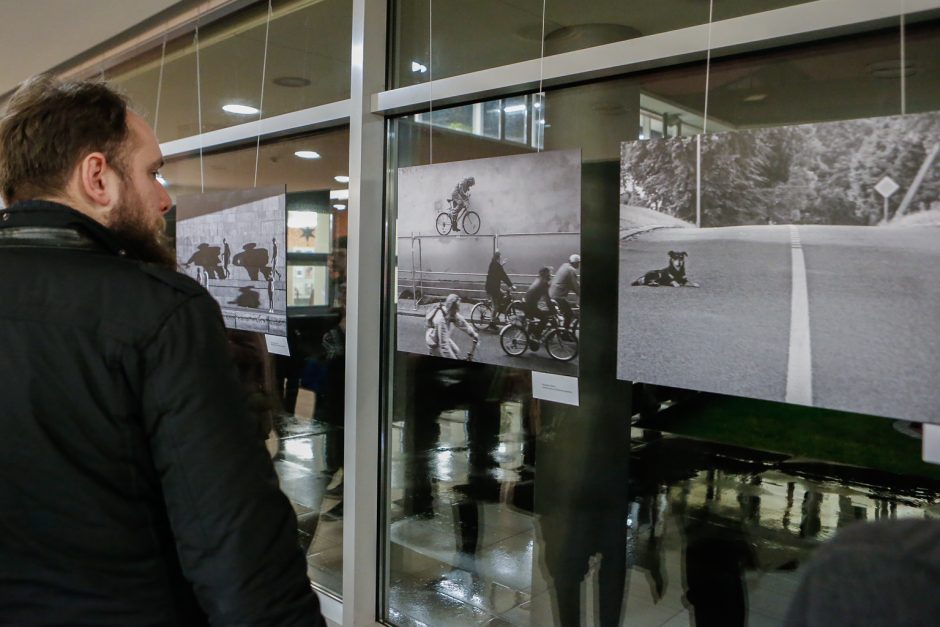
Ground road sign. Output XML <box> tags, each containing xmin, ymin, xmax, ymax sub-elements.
<box><xmin>875</xmin><ymin>176</ymin><xmax>900</xmax><ymax>198</ymax></box>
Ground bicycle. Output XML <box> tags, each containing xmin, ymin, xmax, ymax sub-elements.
<box><xmin>435</xmin><ymin>199</ymin><xmax>481</xmax><ymax>236</ymax></box>
<box><xmin>499</xmin><ymin>306</ymin><xmax>579</xmax><ymax>362</ymax></box>
<box><xmin>469</xmin><ymin>288</ymin><xmax>523</xmax><ymax>331</ymax></box>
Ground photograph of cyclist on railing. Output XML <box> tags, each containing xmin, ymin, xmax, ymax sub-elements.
<box><xmin>549</xmin><ymin>254</ymin><xmax>580</xmax><ymax>331</ymax></box>
<box><xmin>425</xmin><ymin>293</ymin><xmax>479</xmax><ymax>360</ymax></box>
<box><xmin>524</xmin><ymin>266</ymin><xmax>558</xmax><ymax>340</ymax></box>
<box><xmin>449</xmin><ymin>177</ymin><xmax>475</xmax><ymax>232</ymax></box>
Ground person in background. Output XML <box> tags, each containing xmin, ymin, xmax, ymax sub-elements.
<box><xmin>426</xmin><ymin>293</ymin><xmax>479</xmax><ymax>359</ymax></box>
<box><xmin>484</xmin><ymin>250</ymin><xmax>514</xmax><ymax>323</ymax></box>
<box><xmin>549</xmin><ymin>253</ymin><xmax>580</xmax><ymax>331</ymax></box>
<box><xmin>524</xmin><ymin>266</ymin><xmax>557</xmax><ymax>339</ymax></box>
<box><xmin>0</xmin><ymin>75</ymin><xmax>323</xmax><ymax>625</ymax></box>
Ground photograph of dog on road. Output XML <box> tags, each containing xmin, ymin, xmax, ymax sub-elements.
<box><xmin>631</xmin><ymin>250</ymin><xmax>699</xmax><ymax>287</ymax></box>
<box><xmin>618</xmin><ymin>111</ymin><xmax>940</xmax><ymax>424</ymax></box>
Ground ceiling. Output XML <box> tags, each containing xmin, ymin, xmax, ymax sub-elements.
<box><xmin>0</xmin><ymin>0</ymin><xmax>185</xmax><ymax>97</ymax></box>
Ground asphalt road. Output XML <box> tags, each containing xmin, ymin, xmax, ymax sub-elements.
<box><xmin>618</xmin><ymin>224</ymin><xmax>940</xmax><ymax>422</ymax></box>
<box><xmin>397</xmin><ymin>313</ymin><xmax>578</xmax><ymax>377</ymax></box>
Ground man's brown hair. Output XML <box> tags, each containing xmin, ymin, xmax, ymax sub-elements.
<box><xmin>0</xmin><ymin>75</ymin><xmax>130</xmax><ymax>204</ymax></box>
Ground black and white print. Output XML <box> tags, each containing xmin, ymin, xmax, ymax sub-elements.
<box><xmin>618</xmin><ymin>111</ymin><xmax>940</xmax><ymax>423</ymax></box>
<box><xmin>176</xmin><ymin>186</ymin><xmax>287</xmax><ymax>336</ymax></box>
<box><xmin>396</xmin><ymin>150</ymin><xmax>581</xmax><ymax>376</ymax></box>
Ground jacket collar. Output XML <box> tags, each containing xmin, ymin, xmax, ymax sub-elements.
<box><xmin>0</xmin><ymin>200</ymin><xmax>132</xmax><ymax>258</ymax></box>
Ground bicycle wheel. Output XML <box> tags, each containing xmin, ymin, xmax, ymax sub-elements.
<box><xmin>462</xmin><ymin>211</ymin><xmax>481</xmax><ymax>235</ymax></box>
<box><xmin>470</xmin><ymin>302</ymin><xmax>494</xmax><ymax>330</ymax></box>
<box><xmin>544</xmin><ymin>328</ymin><xmax>579</xmax><ymax>361</ymax></box>
<box><xmin>499</xmin><ymin>323</ymin><xmax>529</xmax><ymax>356</ymax></box>
<box><xmin>435</xmin><ymin>213</ymin><xmax>452</xmax><ymax>235</ymax></box>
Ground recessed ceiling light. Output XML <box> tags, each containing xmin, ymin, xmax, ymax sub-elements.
<box><xmin>333</xmin><ymin>204</ymin><xmax>347</xmax><ymax>210</ymax></box>
<box><xmin>222</xmin><ymin>103</ymin><xmax>259</xmax><ymax>115</ymax></box>
<box><xmin>294</xmin><ymin>150</ymin><xmax>321</xmax><ymax>160</ymax></box>
<box><xmin>743</xmin><ymin>93</ymin><xmax>768</xmax><ymax>102</ymax></box>
<box><xmin>411</xmin><ymin>61</ymin><xmax>428</xmax><ymax>73</ymax></box>
<box><xmin>273</xmin><ymin>76</ymin><xmax>311</xmax><ymax>88</ymax></box>
<box><xmin>504</xmin><ymin>104</ymin><xmax>527</xmax><ymax>113</ymax></box>
<box><xmin>334</xmin><ymin>175</ymin><xmax>350</xmax><ymax>183</ymax></box>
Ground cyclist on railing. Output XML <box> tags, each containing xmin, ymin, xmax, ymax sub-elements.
<box><xmin>549</xmin><ymin>253</ymin><xmax>580</xmax><ymax>331</ymax></box>
<box><xmin>485</xmin><ymin>251</ymin><xmax>514</xmax><ymax>319</ymax></box>
<box><xmin>524</xmin><ymin>266</ymin><xmax>557</xmax><ymax>340</ymax></box>
<box><xmin>426</xmin><ymin>293</ymin><xmax>479</xmax><ymax>359</ymax></box>
<box><xmin>449</xmin><ymin>177</ymin><xmax>475</xmax><ymax>232</ymax></box>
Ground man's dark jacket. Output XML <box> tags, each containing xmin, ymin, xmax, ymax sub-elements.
<box><xmin>0</xmin><ymin>201</ymin><xmax>323</xmax><ymax>625</ymax></box>
<box><xmin>484</xmin><ymin>258</ymin><xmax>512</xmax><ymax>297</ymax></box>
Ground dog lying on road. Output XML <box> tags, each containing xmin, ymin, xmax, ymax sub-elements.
<box><xmin>631</xmin><ymin>251</ymin><xmax>700</xmax><ymax>287</ymax></box>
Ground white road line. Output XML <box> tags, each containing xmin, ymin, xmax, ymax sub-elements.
<box><xmin>786</xmin><ymin>225</ymin><xmax>813</xmax><ymax>405</ymax></box>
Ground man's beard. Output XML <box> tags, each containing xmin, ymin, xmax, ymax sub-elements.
<box><xmin>108</xmin><ymin>188</ymin><xmax>176</xmax><ymax>270</ymax></box>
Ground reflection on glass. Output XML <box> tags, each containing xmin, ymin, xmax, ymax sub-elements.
<box><xmin>162</xmin><ymin>128</ymin><xmax>349</xmax><ymax>599</ymax></box>
<box><xmin>391</xmin><ymin>0</ymin><xmax>818</xmax><ymax>88</ymax></box>
<box><xmin>108</xmin><ymin>0</ymin><xmax>352</xmax><ymax>142</ymax></box>
<box><xmin>288</xmin><ymin>264</ymin><xmax>329</xmax><ymax>306</ymax></box>
<box><xmin>288</xmin><ymin>210</ymin><xmax>332</xmax><ymax>253</ymax></box>
<box><xmin>384</xmin><ymin>17</ymin><xmax>940</xmax><ymax>627</ymax></box>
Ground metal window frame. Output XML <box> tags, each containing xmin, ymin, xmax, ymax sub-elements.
<box><xmin>144</xmin><ymin>0</ymin><xmax>940</xmax><ymax>625</ymax></box>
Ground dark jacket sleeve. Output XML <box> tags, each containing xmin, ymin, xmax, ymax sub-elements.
<box><xmin>140</xmin><ymin>293</ymin><xmax>323</xmax><ymax>626</ymax></box>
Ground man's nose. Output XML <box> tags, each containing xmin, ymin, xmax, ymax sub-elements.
<box><xmin>159</xmin><ymin>186</ymin><xmax>173</xmax><ymax>215</ymax></box>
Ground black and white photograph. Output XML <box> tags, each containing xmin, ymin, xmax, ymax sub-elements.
<box><xmin>176</xmin><ymin>186</ymin><xmax>287</xmax><ymax>336</ymax></box>
<box><xmin>618</xmin><ymin>111</ymin><xmax>940</xmax><ymax>423</ymax></box>
<box><xmin>396</xmin><ymin>150</ymin><xmax>581</xmax><ymax>376</ymax></box>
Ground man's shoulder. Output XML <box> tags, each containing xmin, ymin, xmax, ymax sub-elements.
<box><xmin>137</xmin><ymin>263</ymin><xmax>207</xmax><ymax>297</ymax></box>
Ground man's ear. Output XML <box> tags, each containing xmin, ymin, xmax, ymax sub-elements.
<box><xmin>76</xmin><ymin>152</ymin><xmax>120</xmax><ymax>210</ymax></box>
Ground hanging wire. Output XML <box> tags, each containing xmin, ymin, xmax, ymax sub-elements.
<box><xmin>254</xmin><ymin>0</ymin><xmax>274</xmax><ymax>187</ymax></box>
<box><xmin>536</xmin><ymin>0</ymin><xmax>547</xmax><ymax>151</ymax></box>
<box><xmin>900</xmin><ymin>0</ymin><xmax>907</xmax><ymax>115</ymax></box>
<box><xmin>702</xmin><ymin>0</ymin><xmax>715</xmax><ymax>135</ymax></box>
<box><xmin>428</xmin><ymin>0</ymin><xmax>433</xmax><ymax>164</ymax></box>
<box><xmin>154</xmin><ymin>34</ymin><xmax>167</xmax><ymax>136</ymax></box>
<box><xmin>195</xmin><ymin>23</ymin><xmax>205</xmax><ymax>193</ymax></box>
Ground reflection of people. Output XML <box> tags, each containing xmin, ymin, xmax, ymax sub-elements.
<box><xmin>425</xmin><ymin>294</ymin><xmax>478</xmax><ymax>359</ymax></box>
<box><xmin>449</xmin><ymin>176</ymin><xmax>475</xmax><ymax>231</ymax></box>
<box><xmin>485</xmin><ymin>251</ymin><xmax>513</xmax><ymax>316</ymax></box>
<box><xmin>0</xmin><ymin>76</ymin><xmax>322</xmax><ymax>624</ymax></box>
<box><xmin>524</xmin><ymin>266</ymin><xmax>557</xmax><ymax>339</ymax></box>
<box><xmin>549</xmin><ymin>254</ymin><xmax>580</xmax><ymax>330</ymax></box>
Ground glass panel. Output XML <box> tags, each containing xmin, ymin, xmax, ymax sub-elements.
<box><xmin>288</xmin><ymin>208</ymin><xmax>332</xmax><ymax>253</ymax></box>
<box><xmin>287</xmin><ymin>264</ymin><xmax>330</xmax><ymax>306</ymax></box>
<box><xmin>383</xmin><ymin>18</ymin><xmax>940</xmax><ymax>627</ymax></box>
<box><xmin>391</xmin><ymin>0</ymin><xmax>816</xmax><ymax>88</ymax></box>
<box><xmin>162</xmin><ymin>126</ymin><xmax>349</xmax><ymax>598</ymax></box>
<box><xmin>108</xmin><ymin>0</ymin><xmax>352</xmax><ymax>142</ymax></box>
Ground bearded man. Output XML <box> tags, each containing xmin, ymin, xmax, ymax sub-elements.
<box><xmin>0</xmin><ymin>76</ymin><xmax>323</xmax><ymax>625</ymax></box>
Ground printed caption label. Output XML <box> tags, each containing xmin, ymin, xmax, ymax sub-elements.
<box><xmin>924</xmin><ymin>424</ymin><xmax>940</xmax><ymax>465</ymax></box>
<box><xmin>531</xmin><ymin>371</ymin><xmax>579</xmax><ymax>406</ymax></box>
<box><xmin>265</xmin><ymin>334</ymin><xmax>291</xmax><ymax>356</ymax></box>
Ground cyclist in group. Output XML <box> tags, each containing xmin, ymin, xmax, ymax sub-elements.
<box><xmin>449</xmin><ymin>177</ymin><xmax>475</xmax><ymax>232</ymax></box>
<box><xmin>485</xmin><ymin>251</ymin><xmax>514</xmax><ymax>325</ymax></box>
<box><xmin>426</xmin><ymin>293</ymin><xmax>479</xmax><ymax>359</ymax></box>
<box><xmin>549</xmin><ymin>253</ymin><xmax>580</xmax><ymax>331</ymax></box>
<box><xmin>524</xmin><ymin>266</ymin><xmax>557</xmax><ymax>340</ymax></box>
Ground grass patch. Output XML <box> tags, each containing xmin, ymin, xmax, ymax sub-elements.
<box><xmin>647</xmin><ymin>395</ymin><xmax>940</xmax><ymax>482</ymax></box>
